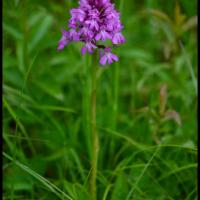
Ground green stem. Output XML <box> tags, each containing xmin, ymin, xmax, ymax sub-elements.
<box><xmin>82</xmin><ymin>55</ymin><xmax>92</xmax><ymax>160</ymax></box>
<box><xmin>90</xmin><ymin>54</ymin><xmax>99</xmax><ymax>200</ymax></box>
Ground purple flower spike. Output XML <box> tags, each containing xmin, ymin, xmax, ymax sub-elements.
<box><xmin>58</xmin><ymin>0</ymin><xmax>125</xmax><ymax>65</ymax></box>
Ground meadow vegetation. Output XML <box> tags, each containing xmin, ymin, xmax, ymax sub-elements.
<box><xmin>3</xmin><ymin>0</ymin><xmax>197</xmax><ymax>199</ymax></box>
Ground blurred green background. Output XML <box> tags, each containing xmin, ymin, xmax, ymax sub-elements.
<box><xmin>3</xmin><ymin>0</ymin><xmax>197</xmax><ymax>199</ymax></box>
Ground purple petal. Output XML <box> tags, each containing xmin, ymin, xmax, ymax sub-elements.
<box><xmin>95</xmin><ymin>33</ymin><xmax>101</xmax><ymax>41</ymax></box>
<box><xmin>111</xmin><ymin>53</ymin><xmax>119</xmax><ymax>62</ymax></box>
<box><xmin>81</xmin><ymin>46</ymin><xmax>87</xmax><ymax>55</ymax></box>
<box><xmin>108</xmin><ymin>57</ymin><xmax>113</xmax><ymax>64</ymax></box>
<box><xmin>100</xmin><ymin>55</ymin><xmax>107</xmax><ymax>65</ymax></box>
<box><xmin>57</xmin><ymin>35</ymin><xmax>69</xmax><ymax>51</ymax></box>
<box><xmin>112</xmin><ymin>32</ymin><xmax>125</xmax><ymax>44</ymax></box>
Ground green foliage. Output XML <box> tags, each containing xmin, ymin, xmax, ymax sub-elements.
<box><xmin>3</xmin><ymin>0</ymin><xmax>197</xmax><ymax>200</ymax></box>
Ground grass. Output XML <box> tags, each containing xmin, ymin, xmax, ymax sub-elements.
<box><xmin>3</xmin><ymin>0</ymin><xmax>197</xmax><ymax>200</ymax></box>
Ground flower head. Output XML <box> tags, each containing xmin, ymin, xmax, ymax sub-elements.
<box><xmin>58</xmin><ymin>0</ymin><xmax>125</xmax><ymax>65</ymax></box>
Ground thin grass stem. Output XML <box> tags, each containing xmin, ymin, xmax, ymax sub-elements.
<box><xmin>179</xmin><ymin>40</ymin><xmax>197</xmax><ymax>95</ymax></box>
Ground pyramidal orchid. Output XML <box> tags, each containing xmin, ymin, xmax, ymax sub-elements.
<box><xmin>58</xmin><ymin>1</ymin><xmax>125</xmax><ymax>199</ymax></box>
<box><xmin>58</xmin><ymin>0</ymin><xmax>125</xmax><ymax>66</ymax></box>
